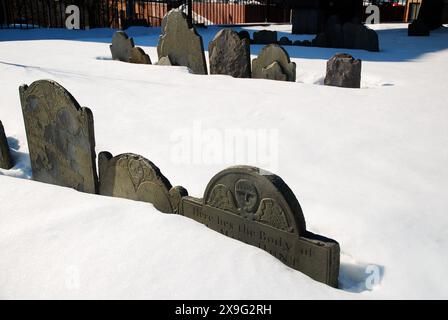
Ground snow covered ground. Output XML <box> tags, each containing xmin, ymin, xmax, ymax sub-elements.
<box><xmin>0</xmin><ymin>23</ymin><xmax>448</xmax><ymax>299</ymax></box>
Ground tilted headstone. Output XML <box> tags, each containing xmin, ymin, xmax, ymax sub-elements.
<box><xmin>179</xmin><ymin>166</ymin><xmax>340</xmax><ymax>287</ymax></box>
<box><xmin>0</xmin><ymin>121</ymin><xmax>13</xmax><ymax>170</ymax></box>
<box><xmin>324</xmin><ymin>53</ymin><xmax>361</xmax><ymax>89</ymax></box>
<box><xmin>252</xmin><ymin>44</ymin><xmax>296</xmax><ymax>82</ymax></box>
<box><xmin>19</xmin><ymin>80</ymin><xmax>98</xmax><ymax>193</ymax></box>
<box><xmin>129</xmin><ymin>47</ymin><xmax>151</xmax><ymax>65</ymax></box>
<box><xmin>157</xmin><ymin>56</ymin><xmax>173</xmax><ymax>66</ymax></box>
<box><xmin>253</xmin><ymin>30</ymin><xmax>278</xmax><ymax>45</ymax></box>
<box><xmin>208</xmin><ymin>29</ymin><xmax>251</xmax><ymax>78</ymax></box>
<box><xmin>157</xmin><ymin>9</ymin><xmax>208</xmax><ymax>75</ymax></box>
<box><xmin>110</xmin><ymin>31</ymin><xmax>135</xmax><ymax>62</ymax></box>
<box><xmin>99</xmin><ymin>152</ymin><xmax>187</xmax><ymax>213</ymax></box>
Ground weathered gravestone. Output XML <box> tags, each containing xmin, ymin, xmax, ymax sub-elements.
<box><xmin>129</xmin><ymin>47</ymin><xmax>151</xmax><ymax>65</ymax></box>
<box><xmin>19</xmin><ymin>80</ymin><xmax>98</xmax><ymax>193</ymax></box>
<box><xmin>208</xmin><ymin>29</ymin><xmax>251</xmax><ymax>78</ymax></box>
<box><xmin>110</xmin><ymin>31</ymin><xmax>134</xmax><ymax>62</ymax></box>
<box><xmin>253</xmin><ymin>30</ymin><xmax>278</xmax><ymax>45</ymax></box>
<box><xmin>179</xmin><ymin>166</ymin><xmax>340</xmax><ymax>287</ymax></box>
<box><xmin>324</xmin><ymin>53</ymin><xmax>361</xmax><ymax>89</ymax></box>
<box><xmin>98</xmin><ymin>152</ymin><xmax>187</xmax><ymax>213</ymax></box>
<box><xmin>0</xmin><ymin>121</ymin><xmax>13</xmax><ymax>170</ymax></box>
<box><xmin>157</xmin><ymin>9</ymin><xmax>208</xmax><ymax>75</ymax></box>
<box><xmin>252</xmin><ymin>44</ymin><xmax>296</xmax><ymax>82</ymax></box>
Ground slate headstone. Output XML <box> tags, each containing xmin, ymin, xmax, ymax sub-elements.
<box><xmin>252</xmin><ymin>44</ymin><xmax>296</xmax><ymax>82</ymax></box>
<box><xmin>0</xmin><ymin>121</ymin><xmax>13</xmax><ymax>170</ymax></box>
<box><xmin>180</xmin><ymin>166</ymin><xmax>340</xmax><ymax>288</ymax></box>
<box><xmin>19</xmin><ymin>80</ymin><xmax>98</xmax><ymax>193</ymax></box>
<box><xmin>110</xmin><ymin>31</ymin><xmax>135</xmax><ymax>62</ymax></box>
<box><xmin>129</xmin><ymin>47</ymin><xmax>151</xmax><ymax>64</ymax></box>
<box><xmin>208</xmin><ymin>29</ymin><xmax>251</xmax><ymax>78</ymax></box>
<box><xmin>99</xmin><ymin>152</ymin><xmax>187</xmax><ymax>213</ymax></box>
<box><xmin>324</xmin><ymin>53</ymin><xmax>361</xmax><ymax>89</ymax></box>
<box><xmin>253</xmin><ymin>30</ymin><xmax>277</xmax><ymax>45</ymax></box>
<box><xmin>157</xmin><ymin>9</ymin><xmax>208</xmax><ymax>75</ymax></box>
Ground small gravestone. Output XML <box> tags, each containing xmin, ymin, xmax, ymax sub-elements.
<box><xmin>157</xmin><ymin>9</ymin><xmax>208</xmax><ymax>75</ymax></box>
<box><xmin>252</xmin><ymin>44</ymin><xmax>296</xmax><ymax>82</ymax></box>
<box><xmin>19</xmin><ymin>80</ymin><xmax>98</xmax><ymax>193</ymax></box>
<box><xmin>253</xmin><ymin>30</ymin><xmax>277</xmax><ymax>45</ymax></box>
<box><xmin>99</xmin><ymin>152</ymin><xmax>187</xmax><ymax>213</ymax></box>
<box><xmin>261</xmin><ymin>61</ymin><xmax>287</xmax><ymax>81</ymax></box>
<box><xmin>179</xmin><ymin>166</ymin><xmax>340</xmax><ymax>287</ymax></box>
<box><xmin>324</xmin><ymin>53</ymin><xmax>361</xmax><ymax>89</ymax></box>
<box><xmin>208</xmin><ymin>29</ymin><xmax>251</xmax><ymax>78</ymax></box>
<box><xmin>110</xmin><ymin>31</ymin><xmax>135</xmax><ymax>62</ymax></box>
<box><xmin>0</xmin><ymin>121</ymin><xmax>13</xmax><ymax>170</ymax></box>
<box><xmin>278</xmin><ymin>36</ymin><xmax>292</xmax><ymax>46</ymax></box>
<box><xmin>408</xmin><ymin>19</ymin><xmax>430</xmax><ymax>36</ymax></box>
<box><xmin>157</xmin><ymin>56</ymin><xmax>172</xmax><ymax>66</ymax></box>
<box><xmin>129</xmin><ymin>47</ymin><xmax>151</xmax><ymax>64</ymax></box>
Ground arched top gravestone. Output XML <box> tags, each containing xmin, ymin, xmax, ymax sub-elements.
<box><xmin>252</xmin><ymin>44</ymin><xmax>296</xmax><ymax>82</ymax></box>
<box><xmin>180</xmin><ymin>166</ymin><xmax>340</xmax><ymax>287</ymax></box>
<box><xmin>0</xmin><ymin>121</ymin><xmax>13</xmax><ymax>170</ymax></box>
<box><xmin>157</xmin><ymin>9</ymin><xmax>208</xmax><ymax>75</ymax></box>
<box><xmin>99</xmin><ymin>152</ymin><xmax>187</xmax><ymax>213</ymax></box>
<box><xmin>19</xmin><ymin>80</ymin><xmax>98</xmax><ymax>193</ymax></box>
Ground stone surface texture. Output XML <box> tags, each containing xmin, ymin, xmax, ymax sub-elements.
<box><xmin>324</xmin><ymin>53</ymin><xmax>362</xmax><ymax>88</ymax></box>
<box><xmin>0</xmin><ymin>121</ymin><xmax>13</xmax><ymax>170</ymax></box>
<box><xmin>252</xmin><ymin>44</ymin><xmax>296</xmax><ymax>82</ymax></box>
<box><xmin>110</xmin><ymin>31</ymin><xmax>135</xmax><ymax>62</ymax></box>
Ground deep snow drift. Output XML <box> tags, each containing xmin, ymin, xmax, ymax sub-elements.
<box><xmin>0</xmin><ymin>23</ymin><xmax>448</xmax><ymax>299</ymax></box>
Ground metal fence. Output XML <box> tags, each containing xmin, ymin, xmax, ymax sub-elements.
<box><xmin>0</xmin><ymin>0</ymin><xmax>291</xmax><ymax>29</ymax></box>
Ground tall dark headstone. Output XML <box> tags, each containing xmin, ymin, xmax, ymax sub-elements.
<box><xmin>19</xmin><ymin>80</ymin><xmax>98</xmax><ymax>193</ymax></box>
<box><xmin>208</xmin><ymin>29</ymin><xmax>251</xmax><ymax>78</ymax></box>
<box><xmin>179</xmin><ymin>166</ymin><xmax>340</xmax><ymax>287</ymax></box>
<box><xmin>0</xmin><ymin>121</ymin><xmax>13</xmax><ymax>170</ymax></box>
<box><xmin>99</xmin><ymin>152</ymin><xmax>187</xmax><ymax>213</ymax></box>
<box><xmin>253</xmin><ymin>30</ymin><xmax>278</xmax><ymax>45</ymax></box>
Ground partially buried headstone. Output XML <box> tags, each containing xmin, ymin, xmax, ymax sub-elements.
<box><xmin>157</xmin><ymin>9</ymin><xmax>208</xmax><ymax>75</ymax></box>
<box><xmin>0</xmin><ymin>121</ymin><xmax>13</xmax><ymax>169</ymax></box>
<box><xmin>110</xmin><ymin>31</ymin><xmax>134</xmax><ymax>62</ymax></box>
<box><xmin>129</xmin><ymin>47</ymin><xmax>151</xmax><ymax>64</ymax></box>
<box><xmin>99</xmin><ymin>152</ymin><xmax>187</xmax><ymax>213</ymax></box>
<box><xmin>253</xmin><ymin>30</ymin><xmax>277</xmax><ymax>45</ymax></box>
<box><xmin>19</xmin><ymin>80</ymin><xmax>98</xmax><ymax>193</ymax></box>
<box><xmin>208</xmin><ymin>29</ymin><xmax>251</xmax><ymax>78</ymax></box>
<box><xmin>278</xmin><ymin>36</ymin><xmax>292</xmax><ymax>46</ymax></box>
<box><xmin>324</xmin><ymin>53</ymin><xmax>361</xmax><ymax>89</ymax></box>
<box><xmin>252</xmin><ymin>44</ymin><xmax>296</xmax><ymax>82</ymax></box>
<box><xmin>179</xmin><ymin>166</ymin><xmax>340</xmax><ymax>287</ymax></box>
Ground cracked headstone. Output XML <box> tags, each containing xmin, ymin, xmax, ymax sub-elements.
<box><xmin>324</xmin><ymin>53</ymin><xmax>362</xmax><ymax>89</ymax></box>
<box><xmin>208</xmin><ymin>29</ymin><xmax>251</xmax><ymax>78</ymax></box>
<box><xmin>19</xmin><ymin>80</ymin><xmax>98</xmax><ymax>193</ymax></box>
<box><xmin>99</xmin><ymin>152</ymin><xmax>187</xmax><ymax>213</ymax></box>
<box><xmin>179</xmin><ymin>166</ymin><xmax>340</xmax><ymax>288</ymax></box>
<box><xmin>261</xmin><ymin>61</ymin><xmax>288</xmax><ymax>81</ymax></box>
<box><xmin>252</xmin><ymin>44</ymin><xmax>296</xmax><ymax>82</ymax></box>
<box><xmin>0</xmin><ymin>121</ymin><xmax>13</xmax><ymax>170</ymax></box>
<box><xmin>110</xmin><ymin>31</ymin><xmax>135</xmax><ymax>62</ymax></box>
<box><xmin>157</xmin><ymin>9</ymin><xmax>208</xmax><ymax>75</ymax></box>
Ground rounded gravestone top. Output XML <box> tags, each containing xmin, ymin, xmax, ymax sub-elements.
<box><xmin>203</xmin><ymin>166</ymin><xmax>306</xmax><ymax>235</ymax></box>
